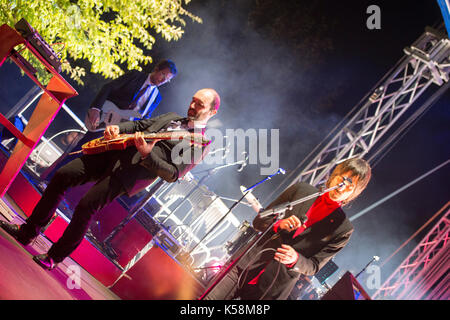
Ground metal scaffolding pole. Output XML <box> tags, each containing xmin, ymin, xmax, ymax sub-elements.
<box><xmin>265</xmin><ymin>26</ymin><xmax>450</xmax><ymax>203</ymax></box>
<box><xmin>373</xmin><ymin>203</ymin><xmax>449</xmax><ymax>300</ymax></box>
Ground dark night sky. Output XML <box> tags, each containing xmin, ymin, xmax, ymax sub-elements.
<box><xmin>0</xmin><ymin>0</ymin><xmax>449</xmax><ymax>295</ymax></box>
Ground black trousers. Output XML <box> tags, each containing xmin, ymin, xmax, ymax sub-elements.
<box><xmin>20</xmin><ymin>151</ymin><xmax>128</xmax><ymax>262</ymax></box>
<box><xmin>202</xmin><ymin>265</ymin><xmax>267</xmax><ymax>300</ymax></box>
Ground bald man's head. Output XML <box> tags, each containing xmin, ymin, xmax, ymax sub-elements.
<box><xmin>197</xmin><ymin>88</ymin><xmax>220</xmax><ymax>111</ymax></box>
<box><xmin>187</xmin><ymin>88</ymin><xmax>220</xmax><ymax>124</ymax></box>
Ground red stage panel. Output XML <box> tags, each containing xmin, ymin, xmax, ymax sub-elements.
<box><xmin>7</xmin><ymin>169</ymin><xmax>41</xmax><ymax>217</ymax></box>
<box><xmin>63</xmin><ymin>183</ymin><xmax>132</xmax><ymax>242</ymax></box>
<box><xmin>110</xmin><ymin>245</ymin><xmax>204</xmax><ymax>300</ymax></box>
<box><xmin>63</xmin><ymin>184</ymin><xmax>155</xmax><ymax>268</ymax></box>
<box><xmin>109</xmin><ymin>219</ymin><xmax>154</xmax><ymax>268</ymax></box>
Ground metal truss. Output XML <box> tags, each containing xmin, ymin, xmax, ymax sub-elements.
<box><xmin>373</xmin><ymin>202</ymin><xmax>450</xmax><ymax>300</ymax></box>
<box><xmin>273</xmin><ymin>26</ymin><xmax>450</xmax><ymax>193</ymax></box>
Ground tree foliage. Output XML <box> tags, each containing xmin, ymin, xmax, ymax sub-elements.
<box><xmin>0</xmin><ymin>0</ymin><xmax>202</xmax><ymax>85</ymax></box>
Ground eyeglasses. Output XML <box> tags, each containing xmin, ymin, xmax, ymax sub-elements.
<box><xmin>339</xmin><ymin>175</ymin><xmax>356</xmax><ymax>190</ymax></box>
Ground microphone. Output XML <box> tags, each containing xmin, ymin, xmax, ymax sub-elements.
<box><xmin>240</xmin><ymin>185</ymin><xmax>263</xmax><ymax>213</ymax></box>
<box><xmin>355</xmin><ymin>255</ymin><xmax>381</xmax><ymax>279</ymax></box>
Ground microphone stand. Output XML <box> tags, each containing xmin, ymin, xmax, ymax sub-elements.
<box><xmin>213</xmin><ymin>196</ymin><xmax>253</xmax><ymax>208</ymax></box>
<box><xmin>257</xmin><ymin>182</ymin><xmax>344</xmax><ymax>218</ymax></box>
<box><xmin>160</xmin><ymin>160</ymin><xmax>247</xmax><ymax>225</ymax></box>
<box><xmin>170</xmin><ymin>161</ymin><xmax>250</xmax><ymax>243</ymax></box>
<box><xmin>190</xmin><ymin>168</ymin><xmax>286</xmax><ymax>255</ymax></box>
<box><xmin>199</xmin><ymin>180</ymin><xmax>346</xmax><ymax>299</ymax></box>
<box><xmin>355</xmin><ymin>256</ymin><xmax>380</xmax><ymax>279</ymax></box>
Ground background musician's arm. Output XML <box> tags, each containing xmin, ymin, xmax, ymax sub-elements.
<box><xmin>87</xmin><ymin>75</ymin><xmax>131</xmax><ymax>130</ymax></box>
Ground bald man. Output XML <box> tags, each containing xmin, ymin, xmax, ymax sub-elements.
<box><xmin>1</xmin><ymin>89</ymin><xmax>220</xmax><ymax>270</ymax></box>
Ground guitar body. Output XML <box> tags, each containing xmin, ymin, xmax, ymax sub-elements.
<box><xmin>100</xmin><ymin>101</ymin><xmax>142</xmax><ymax>125</ymax></box>
<box><xmin>88</xmin><ymin>101</ymin><xmax>142</xmax><ymax>132</ymax></box>
<box><xmin>81</xmin><ymin>137</ymin><xmax>135</xmax><ymax>155</ymax></box>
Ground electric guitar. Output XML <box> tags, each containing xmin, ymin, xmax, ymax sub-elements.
<box><xmin>80</xmin><ymin>131</ymin><xmax>211</xmax><ymax>155</ymax></box>
<box><xmin>87</xmin><ymin>101</ymin><xmax>142</xmax><ymax>132</ymax></box>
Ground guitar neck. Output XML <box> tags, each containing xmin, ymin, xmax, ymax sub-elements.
<box><xmin>119</xmin><ymin>131</ymin><xmax>191</xmax><ymax>140</ymax></box>
<box><xmin>111</xmin><ymin>131</ymin><xmax>210</xmax><ymax>146</ymax></box>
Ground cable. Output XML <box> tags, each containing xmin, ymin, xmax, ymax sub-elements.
<box><xmin>235</xmin><ymin>231</ymin><xmax>289</xmax><ymax>300</ymax></box>
<box><xmin>237</xmin><ymin>232</ymin><xmax>280</xmax><ymax>289</ymax></box>
<box><xmin>237</xmin><ymin>248</ymin><xmax>277</xmax><ymax>290</ymax></box>
<box><xmin>50</xmin><ymin>42</ymin><xmax>66</xmax><ymax>56</ymax></box>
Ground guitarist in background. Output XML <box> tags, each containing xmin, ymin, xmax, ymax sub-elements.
<box><xmin>1</xmin><ymin>88</ymin><xmax>220</xmax><ymax>270</ymax></box>
<box><xmin>85</xmin><ymin>59</ymin><xmax>177</xmax><ymax>131</ymax></box>
<box><xmin>41</xmin><ymin>59</ymin><xmax>177</xmax><ymax>180</ymax></box>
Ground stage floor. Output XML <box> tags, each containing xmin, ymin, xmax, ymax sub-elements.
<box><xmin>0</xmin><ymin>196</ymin><xmax>119</xmax><ymax>300</ymax></box>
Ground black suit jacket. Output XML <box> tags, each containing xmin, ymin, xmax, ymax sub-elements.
<box><xmin>90</xmin><ymin>70</ymin><xmax>162</xmax><ymax>118</ymax></box>
<box><xmin>113</xmin><ymin>112</ymin><xmax>208</xmax><ymax>196</ymax></box>
<box><xmin>237</xmin><ymin>182</ymin><xmax>353</xmax><ymax>300</ymax></box>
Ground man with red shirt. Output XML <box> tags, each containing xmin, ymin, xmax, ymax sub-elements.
<box><xmin>204</xmin><ymin>158</ymin><xmax>371</xmax><ymax>300</ymax></box>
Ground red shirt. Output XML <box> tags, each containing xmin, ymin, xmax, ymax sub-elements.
<box><xmin>248</xmin><ymin>192</ymin><xmax>341</xmax><ymax>285</ymax></box>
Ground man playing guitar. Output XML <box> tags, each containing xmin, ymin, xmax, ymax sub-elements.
<box><xmin>41</xmin><ymin>59</ymin><xmax>177</xmax><ymax>180</ymax></box>
<box><xmin>1</xmin><ymin>88</ymin><xmax>220</xmax><ymax>270</ymax></box>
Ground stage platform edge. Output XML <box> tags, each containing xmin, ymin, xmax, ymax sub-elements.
<box><xmin>1</xmin><ymin>154</ymin><xmax>206</xmax><ymax>299</ymax></box>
